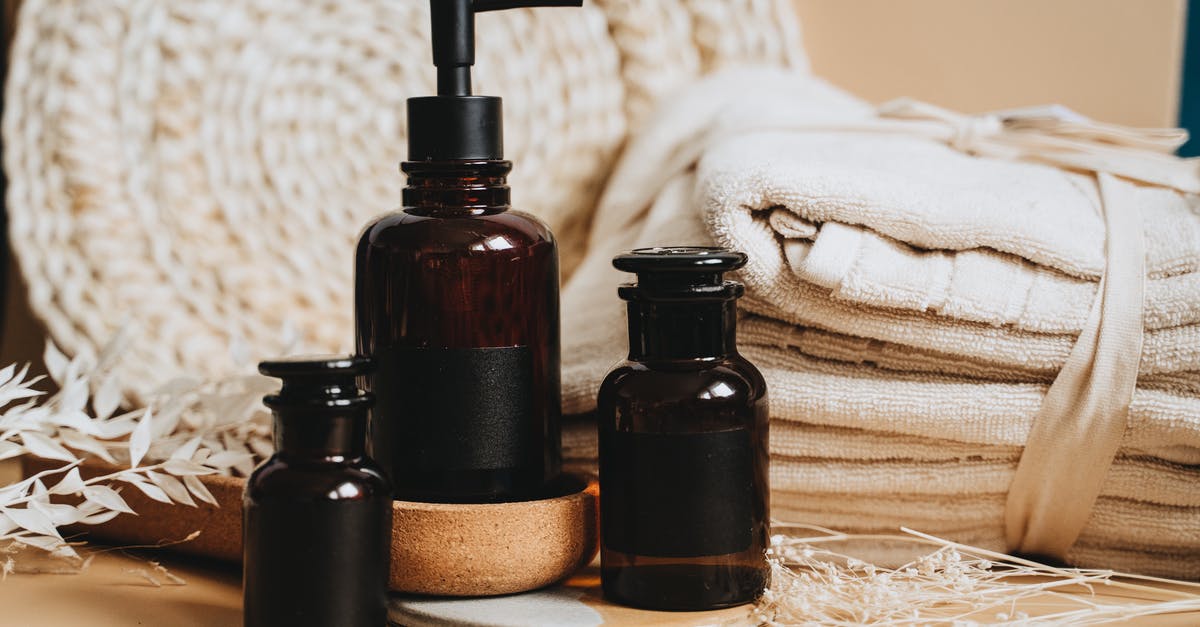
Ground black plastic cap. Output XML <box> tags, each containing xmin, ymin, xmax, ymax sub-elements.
<box><xmin>258</xmin><ymin>355</ymin><xmax>373</xmax><ymax>410</ymax></box>
<box><xmin>613</xmin><ymin>247</ymin><xmax>747</xmax><ymax>302</ymax></box>
<box><xmin>407</xmin><ymin>96</ymin><xmax>503</xmax><ymax>161</ymax></box>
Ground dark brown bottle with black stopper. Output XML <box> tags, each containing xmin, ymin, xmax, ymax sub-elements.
<box><xmin>244</xmin><ymin>356</ymin><xmax>392</xmax><ymax>627</ymax></box>
<box><xmin>598</xmin><ymin>247</ymin><xmax>770</xmax><ymax>611</ymax></box>
<box><xmin>355</xmin><ymin>0</ymin><xmax>581</xmax><ymax>503</ymax></box>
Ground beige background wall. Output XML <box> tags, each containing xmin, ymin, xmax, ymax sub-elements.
<box><xmin>793</xmin><ymin>0</ymin><xmax>1188</xmax><ymax>127</ymax></box>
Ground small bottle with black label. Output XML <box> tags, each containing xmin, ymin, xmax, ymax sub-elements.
<box><xmin>244</xmin><ymin>356</ymin><xmax>392</xmax><ymax>627</ymax></box>
<box><xmin>598</xmin><ymin>247</ymin><xmax>770</xmax><ymax>611</ymax></box>
<box><xmin>356</xmin><ymin>1</ymin><xmax>582</xmax><ymax>503</ymax></box>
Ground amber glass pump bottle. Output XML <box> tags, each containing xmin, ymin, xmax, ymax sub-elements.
<box><xmin>598</xmin><ymin>247</ymin><xmax>770</xmax><ymax>611</ymax></box>
<box><xmin>356</xmin><ymin>0</ymin><xmax>579</xmax><ymax>503</ymax></box>
<box><xmin>243</xmin><ymin>356</ymin><xmax>392</xmax><ymax>627</ymax></box>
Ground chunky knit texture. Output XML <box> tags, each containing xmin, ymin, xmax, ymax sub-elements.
<box><xmin>2</xmin><ymin>0</ymin><xmax>805</xmax><ymax>401</ymax></box>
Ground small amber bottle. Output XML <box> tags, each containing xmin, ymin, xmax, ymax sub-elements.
<box><xmin>244</xmin><ymin>356</ymin><xmax>392</xmax><ymax>627</ymax></box>
<box><xmin>598</xmin><ymin>247</ymin><xmax>770</xmax><ymax>611</ymax></box>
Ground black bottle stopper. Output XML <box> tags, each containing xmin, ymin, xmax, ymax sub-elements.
<box><xmin>258</xmin><ymin>355</ymin><xmax>373</xmax><ymax>410</ymax></box>
<box><xmin>613</xmin><ymin>246</ymin><xmax>748</xmax><ymax>301</ymax></box>
<box><xmin>256</xmin><ymin>355</ymin><xmax>375</xmax><ymax>457</ymax></box>
<box><xmin>407</xmin><ymin>0</ymin><xmax>584</xmax><ymax>161</ymax></box>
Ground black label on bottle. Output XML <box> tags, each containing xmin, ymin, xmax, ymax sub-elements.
<box><xmin>244</xmin><ymin>499</ymin><xmax>391</xmax><ymax>627</ymax></box>
<box><xmin>601</xmin><ymin>429</ymin><xmax>754</xmax><ymax>557</ymax></box>
<box><xmin>379</xmin><ymin>345</ymin><xmax>535</xmax><ymax>471</ymax></box>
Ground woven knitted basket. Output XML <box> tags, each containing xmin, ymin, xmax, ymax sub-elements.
<box><xmin>3</xmin><ymin>0</ymin><xmax>805</xmax><ymax>401</ymax></box>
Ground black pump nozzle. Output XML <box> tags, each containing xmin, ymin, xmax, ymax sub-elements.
<box><xmin>432</xmin><ymin>0</ymin><xmax>583</xmax><ymax>96</ymax></box>
<box><xmin>409</xmin><ymin>0</ymin><xmax>583</xmax><ymax>161</ymax></box>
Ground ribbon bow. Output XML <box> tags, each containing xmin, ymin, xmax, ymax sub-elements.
<box><xmin>878</xmin><ymin>98</ymin><xmax>1200</xmax><ymax>193</ymax></box>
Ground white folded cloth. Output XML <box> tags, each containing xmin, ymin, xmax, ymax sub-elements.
<box><xmin>561</xmin><ymin>67</ymin><xmax>1200</xmax><ymax>578</ymax></box>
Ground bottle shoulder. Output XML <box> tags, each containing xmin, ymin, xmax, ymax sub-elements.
<box><xmin>599</xmin><ymin>354</ymin><xmax>767</xmax><ymax>405</ymax></box>
<box><xmin>358</xmin><ymin>207</ymin><xmax>556</xmax><ymax>254</ymax></box>
<box><xmin>245</xmin><ymin>456</ymin><xmax>391</xmax><ymax>503</ymax></box>
<box><xmin>505</xmin><ymin>208</ymin><xmax>556</xmax><ymax>234</ymax></box>
<box><xmin>729</xmin><ymin>353</ymin><xmax>767</xmax><ymax>393</ymax></box>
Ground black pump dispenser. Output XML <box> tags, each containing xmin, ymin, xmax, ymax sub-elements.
<box><xmin>359</xmin><ymin>0</ymin><xmax>569</xmax><ymax>503</ymax></box>
<box><xmin>407</xmin><ymin>0</ymin><xmax>583</xmax><ymax>161</ymax></box>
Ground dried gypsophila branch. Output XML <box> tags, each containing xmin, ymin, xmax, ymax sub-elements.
<box><xmin>756</xmin><ymin>523</ymin><xmax>1200</xmax><ymax>626</ymax></box>
<box><xmin>28</xmin><ymin>331</ymin><xmax>275</xmax><ymax>475</ymax></box>
<box><xmin>124</xmin><ymin>560</ymin><xmax>188</xmax><ymax>587</ymax></box>
<box><xmin>0</xmin><ymin>333</ymin><xmax>276</xmax><ymax>571</ymax></box>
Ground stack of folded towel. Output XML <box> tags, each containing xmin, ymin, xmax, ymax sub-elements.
<box><xmin>560</xmin><ymin>68</ymin><xmax>1200</xmax><ymax>578</ymax></box>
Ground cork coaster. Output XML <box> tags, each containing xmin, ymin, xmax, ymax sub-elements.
<box><xmin>391</xmin><ymin>475</ymin><xmax>599</xmax><ymax>596</ymax></box>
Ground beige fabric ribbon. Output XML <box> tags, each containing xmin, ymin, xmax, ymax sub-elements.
<box><xmin>875</xmin><ymin>99</ymin><xmax>1200</xmax><ymax>559</ymax></box>
<box><xmin>877</xmin><ymin>99</ymin><xmax>1200</xmax><ymax>193</ymax></box>
<box><xmin>1003</xmin><ymin>172</ymin><xmax>1146</xmax><ymax>558</ymax></box>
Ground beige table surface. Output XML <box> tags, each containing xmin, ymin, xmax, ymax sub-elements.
<box><xmin>5</xmin><ymin>551</ymin><xmax>1200</xmax><ymax>627</ymax></box>
<box><xmin>2</xmin><ymin>460</ymin><xmax>1198</xmax><ymax>626</ymax></box>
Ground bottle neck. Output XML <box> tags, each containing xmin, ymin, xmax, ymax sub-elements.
<box><xmin>273</xmin><ymin>409</ymin><xmax>367</xmax><ymax>461</ymax></box>
<box><xmin>626</xmin><ymin>300</ymin><xmax>738</xmax><ymax>361</ymax></box>
<box><xmin>401</xmin><ymin>160</ymin><xmax>511</xmax><ymax>215</ymax></box>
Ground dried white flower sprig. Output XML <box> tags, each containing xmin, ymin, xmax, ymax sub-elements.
<box><xmin>1</xmin><ymin>334</ymin><xmax>275</xmax><ymax>572</ymax></box>
<box><xmin>758</xmin><ymin>523</ymin><xmax>1200</xmax><ymax>625</ymax></box>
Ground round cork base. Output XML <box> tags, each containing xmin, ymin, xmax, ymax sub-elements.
<box><xmin>389</xmin><ymin>474</ymin><xmax>599</xmax><ymax>596</ymax></box>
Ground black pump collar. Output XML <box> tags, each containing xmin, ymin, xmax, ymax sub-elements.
<box><xmin>407</xmin><ymin>0</ymin><xmax>583</xmax><ymax>161</ymax></box>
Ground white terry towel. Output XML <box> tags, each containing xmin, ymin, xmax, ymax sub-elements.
<box><xmin>706</xmin><ymin>133</ymin><xmax>1200</xmax><ymax>377</ymax></box>
<box><xmin>561</xmin><ymin>67</ymin><xmax>1200</xmax><ymax>578</ymax></box>
<box><xmin>570</xmin><ymin>68</ymin><xmax>1200</xmax><ymax>380</ymax></box>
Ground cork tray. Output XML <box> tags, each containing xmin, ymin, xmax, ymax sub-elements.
<box><xmin>21</xmin><ymin>458</ymin><xmax>599</xmax><ymax>596</ymax></box>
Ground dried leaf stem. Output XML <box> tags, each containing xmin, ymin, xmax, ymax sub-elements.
<box><xmin>0</xmin><ymin>337</ymin><xmax>272</xmax><ymax>569</ymax></box>
<box><xmin>757</xmin><ymin>523</ymin><xmax>1200</xmax><ymax>625</ymax></box>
